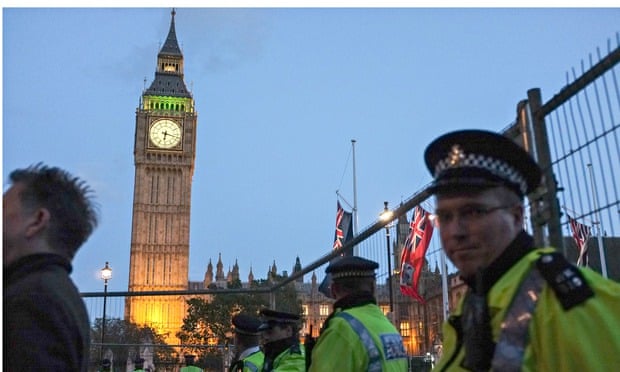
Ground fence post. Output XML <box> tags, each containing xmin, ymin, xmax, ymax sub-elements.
<box><xmin>512</xmin><ymin>101</ymin><xmax>546</xmax><ymax>246</ymax></box>
<box><xmin>527</xmin><ymin>88</ymin><xmax>564</xmax><ymax>252</ymax></box>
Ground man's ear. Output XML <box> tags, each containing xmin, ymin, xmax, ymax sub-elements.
<box><xmin>511</xmin><ymin>203</ymin><xmax>525</xmax><ymax>228</ymax></box>
<box><xmin>330</xmin><ymin>281</ymin><xmax>341</xmax><ymax>298</ymax></box>
<box><xmin>24</xmin><ymin>208</ymin><xmax>50</xmax><ymax>238</ymax></box>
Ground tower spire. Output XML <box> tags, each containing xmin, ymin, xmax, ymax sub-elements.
<box><xmin>144</xmin><ymin>8</ymin><xmax>190</xmax><ymax>98</ymax></box>
<box><xmin>160</xmin><ymin>8</ymin><xmax>182</xmax><ymax>57</ymax></box>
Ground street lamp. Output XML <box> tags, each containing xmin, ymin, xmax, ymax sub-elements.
<box><xmin>100</xmin><ymin>261</ymin><xmax>112</xmax><ymax>360</ymax></box>
<box><xmin>380</xmin><ymin>201</ymin><xmax>394</xmax><ymax>313</ymax></box>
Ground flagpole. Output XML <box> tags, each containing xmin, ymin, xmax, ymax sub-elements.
<box><xmin>587</xmin><ymin>164</ymin><xmax>608</xmax><ymax>278</ymax></box>
<box><xmin>439</xmin><ymin>245</ymin><xmax>449</xmax><ymax>323</ymax></box>
<box><xmin>351</xmin><ymin>139</ymin><xmax>359</xmax><ymax>255</ymax></box>
<box><xmin>425</xmin><ymin>200</ymin><xmax>450</xmax><ymax>322</ymax></box>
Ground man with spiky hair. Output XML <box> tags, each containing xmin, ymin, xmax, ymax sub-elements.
<box><xmin>4</xmin><ymin>163</ymin><xmax>99</xmax><ymax>371</ymax></box>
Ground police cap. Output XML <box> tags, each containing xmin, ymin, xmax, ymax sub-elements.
<box><xmin>258</xmin><ymin>308</ymin><xmax>300</xmax><ymax>331</ymax></box>
<box><xmin>232</xmin><ymin>313</ymin><xmax>262</xmax><ymax>335</ymax></box>
<box><xmin>325</xmin><ymin>256</ymin><xmax>378</xmax><ymax>280</ymax></box>
<box><xmin>424</xmin><ymin>129</ymin><xmax>542</xmax><ymax>197</ymax></box>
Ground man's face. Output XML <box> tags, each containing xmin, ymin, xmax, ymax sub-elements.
<box><xmin>261</xmin><ymin>323</ymin><xmax>291</xmax><ymax>344</ymax></box>
<box><xmin>3</xmin><ymin>183</ymin><xmax>29</xmax><ymax>266</ymax></box>
<box><xmin>434</xmin><ymin>188</ymin><xmax>523</xmax><ymax>278</ymax></box>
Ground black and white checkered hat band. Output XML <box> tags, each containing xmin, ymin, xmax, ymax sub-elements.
<box><xmin>434</xmin><ymin>152</ymin><xmax>528</xmax><ymax>195</ymax></box>
<box><xmin>332</xmin><ymin>270</ymin><xmax>376</xmax><ymax>280</ymax></box>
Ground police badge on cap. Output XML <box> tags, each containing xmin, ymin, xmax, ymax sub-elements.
<box><xmin>424</xmin><ymin>129</ymin><xmax>542</xmax><ymax>197</ymax></box>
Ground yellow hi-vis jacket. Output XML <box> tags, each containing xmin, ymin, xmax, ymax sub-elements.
<box><xmin>434</xmin><ymin>247</ymin><xmax>620</xmax><ymax>371</ymax></box>
<box><xmin>309</xmin><ymin>303</ymin><xmax>408</xmax><ymax>371</ymax></box>
<box><xmin>265</xmin><ymin>343</ymin><xmax>305</xmax><ymax>372</ymax></box>
<box><xmin>241</xmin><ymin>350</ymin><xmax>264</xmax><ymax>372</ymax></box>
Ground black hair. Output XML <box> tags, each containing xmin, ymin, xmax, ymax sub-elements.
<box><xmin>9</xmin><ymin>163</ymin><xmax>99</xmax><ymax>259</ymax></box>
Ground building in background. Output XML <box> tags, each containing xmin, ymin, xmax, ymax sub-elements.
<box><xmin>191</xmin><ymin>211</ymin><xmax>455</xmax><ymax>357</ymax></box>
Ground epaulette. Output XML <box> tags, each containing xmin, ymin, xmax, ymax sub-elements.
<box><xmin>536</xmin><ymin>252</ymin><xmax>594</xmax><ymax>310</ymax></box>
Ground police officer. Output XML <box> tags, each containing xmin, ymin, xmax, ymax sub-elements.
<box><xmin>308</xmin><ymin>256</ymin><xmax>408</xmax><ymax>371</ymax></box>
<box><xmin>424</xmin><ymin>129</ymin><xmax>620</xmax><ymax>370</ymax></box>
<box><xmin>229</xmin><ymin>313</ymin><xmax>264</xmax><ymax>372</ymax></box>
<box><xmin>180</xmin><ymin>354</ymin><xmax>202</xmax><ymax>372</ymax></box>
<box><xmin>258</xmin><ymin>309</ymin><xmax>305</xmax><ymax>371</ymax></box>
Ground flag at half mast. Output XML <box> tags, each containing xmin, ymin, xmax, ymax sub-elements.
<box><xmin>319</xmin><ymin>201</ymin><xmax>354</xmax><ymax>297</ymax></box>
<box><xmin>568</xmin><ymin>214</ymin><xmax>592</xmax><ymax>267</ymax></box>
<box><xmin>399</xmin><ymin>205</ymin><xmax>434</xmax><ymax>303</ymax></box>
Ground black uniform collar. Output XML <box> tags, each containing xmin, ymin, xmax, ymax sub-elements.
<box><xmin>263</xmin><ymin>338</ymin><xmax>299</xmax><ymax>362</ymax></box>
<box><xmin>333</xmin><ymin>291</ymin><xmax>376</xmax><ymax>311</ymax></box>
<box><xmin>461</xmin><ymin>230</ymin><xmax>535</xmax><ymax>294</ymax></box>
<box><xmin>319</xmin><ymin>292</ymin><xmax>376</xmax><ymax>336</ymax></box>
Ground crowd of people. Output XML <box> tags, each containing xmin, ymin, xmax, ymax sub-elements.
<box><xmin>5</xmin><ymin>128</ymin><xmax>620</xmax><ymax>371</ymax></box>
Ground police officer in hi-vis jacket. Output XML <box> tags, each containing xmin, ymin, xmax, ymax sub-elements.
<box><xmin>229</xmin><ymin>313</ymin><xmax>264</xmax><ymax>372</ymax></box>
<box><xmin>424</xmin><ymin>129</ymin><xmax>620</xmax><ymax>371</ymax></box>
<box><xmin>308</xmin><ymin>256</ymin><xmax>408</xmax><ymax>371</ymax></box>
<box><xmin>258</xmin><ymin>309</ymin><xmax>306</xmax><ymax>372</ymax></box>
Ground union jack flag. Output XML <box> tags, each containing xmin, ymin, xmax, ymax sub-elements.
<box><xmin>399</xmin><ymin>206</ymin><xmax>434</xmax><ymax>303</ymax></box>
<box><xmin>320</xmin><ymin>200</ymin><xmax>354</xmax><ymax>298</ymax></box>
<box><xmin>568</xmin><ymin>214</ymin><xmax>592</xmax><ymax>267</ymax></box>
<box><xmin>333</xmin><ymin>201</ymin><xmax>345</xmax><ymax>249</ymax></box>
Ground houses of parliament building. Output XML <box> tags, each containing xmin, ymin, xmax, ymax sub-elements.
<box><xmin>187</xmin><ymin>215</ymin><xmax>466</xmax><ymax>357</ymax></box>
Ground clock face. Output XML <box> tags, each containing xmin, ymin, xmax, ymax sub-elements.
<box><xmin>149</xmin><ymin>119</ymin><xmax>182</xmax><ymax>149</ymax></box>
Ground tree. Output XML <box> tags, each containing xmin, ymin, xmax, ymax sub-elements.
<box><xmin>91</xmin><ymin>318</ymin><xmax>175</xmax><ymax>371</ymax></box>
<box><xmin>177</xmin><ymin>281</ymin><xmax>269</xmax><ymax>348</ymax></box>
<box><xmin>177</xmin><ymin>275</ymin><xmax>303</xmax><ymax>364</ymax></box>
<box><xmin>262</xmin><ymin>274</ymin><xmax>303</xmax><ymax>315</ymax></box>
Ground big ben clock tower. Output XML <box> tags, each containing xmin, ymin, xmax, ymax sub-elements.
<box><xmin>125</xmin><ymin>9</ymin><xmax>196</xmax><ymax>342</ymax></box>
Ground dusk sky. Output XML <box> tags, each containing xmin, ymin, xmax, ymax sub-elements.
<box><xmin>3</xmin><ymin>7</ymin><xmax>619</xmax><ymax>294</ymax></box>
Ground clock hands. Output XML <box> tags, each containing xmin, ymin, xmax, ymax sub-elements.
<box><xmin>160</xmin><ymin>130</ymin><xmax>180</xmax><ymax>140</ymax></box>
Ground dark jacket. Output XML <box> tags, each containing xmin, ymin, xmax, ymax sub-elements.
<box><xmin>4</xmin><ymin>253</ymin><xmax>91</xmax><ymax>371</ymax></box>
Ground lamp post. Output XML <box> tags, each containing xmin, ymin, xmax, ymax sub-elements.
<box><xmin>380</xmin><ymin>201</ymin><xmax>394</xmax><ymax>314</ymax></box>
<box><xmin>100</xmin><ymin>261</ymin><xmax>112</xmax><ymax>360</ymax></box>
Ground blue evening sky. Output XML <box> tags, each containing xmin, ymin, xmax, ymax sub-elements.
<box><xmin>3</xmin><ymin>7</ymin><xmax>619</xmax><ymax>293</ymax></box>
